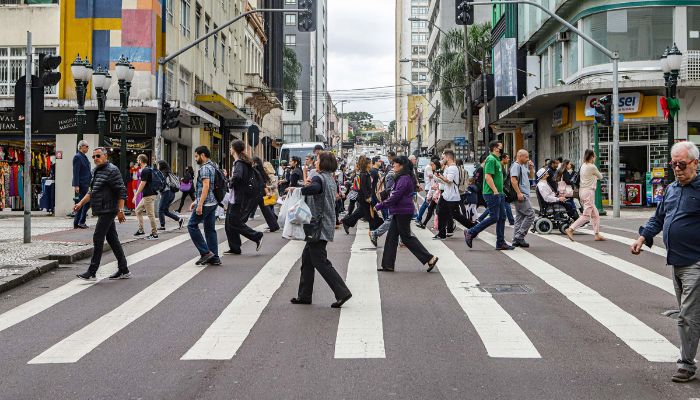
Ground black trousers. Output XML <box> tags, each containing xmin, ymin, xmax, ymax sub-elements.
<box><xmin>88</xmin><ymin>213</ymin><xmax>127</xmax><ymax>275</ymax></box>
<box><xmin>421</xmin><ymin>200</ymin><xmax>437</xmax><ymax>226</ymax></box>
<box><xmin>343</xmin><ymin>200</ymin><xmax>381</xmax><ymax>230</ymax></box>
<box><xmin>347</xmin><ymin>199</ymin><xmax>357</xmax><ymax>216</ymax></box>
<box><xmin>382</xmin><ymin>214</ymin><xmax>433</xmax><ymax>269</ymax></box>
<box><xmin>298</xmin><ymin>240</ymin><xmax>351</xmax><ymax>301</ymax></box>
<box><xmin>225</xmin><ymin>202</ymin><xmax>263</xmax><ymax>253</ymax></box>
<box><xmin>177</xmin><ymin>189</ymin><xmax>195</xmax><ymax>212</ymax></box>
<box><xmin>255</xmin><ymin>198</ymin><xmax>280</xmax><ymax>231</ymax></box>
<box><xmin>437</xmin><ymin>199</ymin><xmax>472</xmax><ymax>238</ymax></box>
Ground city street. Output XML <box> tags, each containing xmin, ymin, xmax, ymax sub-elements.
<box><xmin>0</xmin><ymin>214</ymin><xmax>698</xmax><ymax>400</ymax></box>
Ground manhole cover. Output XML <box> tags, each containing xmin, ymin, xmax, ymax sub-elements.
<box><xmin>477</xmin><ymin>284</ymin><xmax>533</xmax><ymax>294</ymax></box>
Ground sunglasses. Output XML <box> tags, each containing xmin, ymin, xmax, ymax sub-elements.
<box><xmin>92</xmin><ymin>154</ymin><xmax>103</xmax><ymax>159</ymax></box>
<box><xmin>669</xmin><ymin>160</ymin><xmax>696</xmax><ymax>170</ymax></box>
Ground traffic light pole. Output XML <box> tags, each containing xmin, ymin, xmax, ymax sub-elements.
<box><xmin>593</xmin><ymin>123</ymin><xmax>606</xmax><ymax>215</ymax></box>
<box><xmin>23</xmin><ymin>31</ymin><xmax>32</xmax><ymax>243</ymax></box>
<box><xmin>155</xmin><ymin>8</ymin><xmax>306</xmax><ymax>162</ymax></box>
<box><xmin>469</xmin><ymin>0</ymin><xmax>621</xmax><ymax>217</ymax></box>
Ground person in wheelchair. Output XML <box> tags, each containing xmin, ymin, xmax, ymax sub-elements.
<box><xmin>536</xmin><ymin>168</ymin><xmax>579</xmax><ymax>220</ymax></box>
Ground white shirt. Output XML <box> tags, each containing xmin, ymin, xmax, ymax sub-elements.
<box><xmin>537</xmin><ymin>180</ymin><xmax>560</xmax><ymax>203</ymax></box>
<box><xmin>441</xmin><ymin>165</ymin><xmax>461</xmax><ymax>201</ymax></box>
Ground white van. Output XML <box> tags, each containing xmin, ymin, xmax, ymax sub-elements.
<box><xmin>278</xmin><ymin>142</ymin><xmax>325</xmax><ymax>174</ymax></box>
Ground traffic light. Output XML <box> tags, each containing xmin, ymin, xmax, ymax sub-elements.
<box><xmin>39</xmin><ymin>53</ymin><xmax>62</xmax><ymax>87</ymax></box>
<box><xmin>456</xmin><ymin>0</ymin><xmax>474</xmax><ymax>26</ymax></box>
<box><xmin>297</xmin><ymin>0</ymin><xmax>316</xmax><ymax>32</ymax></box>
<box><xmin>162</xmin><ymin>102</ymin><xmax>180</xmax><ymax>130</ymax></box>
<box><xmin>594</xmin><ymin>95</ymin><xmax>612</xmax><ymax>126</ymax></box>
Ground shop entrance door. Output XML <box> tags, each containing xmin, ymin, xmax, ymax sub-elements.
<box><xmin>619</xmin><ymin>145</ymin><xmax>649</xmax><ymax>206</ymax></box>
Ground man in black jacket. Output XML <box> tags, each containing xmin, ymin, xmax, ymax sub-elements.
<box><xmin>73</xmin><ymin>147</ymin><xmax>129</xmax><ymax>280</ymax></box>
<box><xmin>72</xmin><ymin>140</ymin><xmax>91</xmax><ymax>229</ymax></box>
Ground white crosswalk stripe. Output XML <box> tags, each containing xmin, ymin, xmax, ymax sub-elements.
<box><xmin>334</xmin><ymin>225</ymin><xmax>385</xmax><ymax>359</ymax></box>
<box><xmin>414</xmin><ymin>228</ymin><xmax>542</xmax><ymax>359</ymax></box>
<box><xmin>478</xmin><ymin>231</ymin><xmax>678</xmax><ymax>362</ymax></box>
<box><xmin>578</xmin><ymin>229</ymin><xmax>667</xmax><ymax>258</ymax></box>
<box><xmin>181</xmin><ymin>240</ymin><xmax>305</xmax><ymax>360</ymax></box>
<box><xmin>0</xmin><ymin>231</ymin><xmax>197</xmax><ymax>334</ymax></box>
<box><xmin>535</xmin><ymin>232</ymin><xmax>674</xmax><ymax>295</ymax></box>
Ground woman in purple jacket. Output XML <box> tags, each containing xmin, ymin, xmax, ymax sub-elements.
<box><xmin>376</xmin><ymin>156</ymin><xmax>439</xmax><ymax>272</ymax></box>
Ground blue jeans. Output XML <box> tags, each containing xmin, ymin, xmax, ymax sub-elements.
<box><xmin>188</xmin><ymin>204</ymin><xmax>218</xmax><ymax>256</ymax></box>
<box><xmin>478</xmin><ymin>200</ymin><xmax>515</xmax><ymax>225</ymax></box>
<box><xmin>158</xmin><ymin>190</ymin><xmax>180</xmax><ymax>227</ymax></box>
<box><xmin>468</xmin><ymin>193</ymin><xmax>506</xmax><ymax>246</ymax></box>
<box><xmin>74</xmin><ymin>186</ymin><xmax>89</xmax><ymax>226</ymax></box>
<box><xmin>416</xmin><ymin>195</ymin><xmax>429</xmax><ymax>222</ymax></box>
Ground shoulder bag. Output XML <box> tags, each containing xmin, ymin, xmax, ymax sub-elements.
<box><xmin>303</xmin><ymin>175</ymin><xmax>326</xmax><ymax>243</ymax></box>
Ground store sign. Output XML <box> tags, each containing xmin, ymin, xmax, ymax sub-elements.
<box><xmin>584</xmin><ymin>92</ymin><xmax>643</xmax><ymax>116</ymax></box>
<box><xmin>552</xmin><ymin>106</ymin><xmax>569</xmax><ymax>128</ymax></box>
<box><xmin>109</xmin><ymin>113</ymin><xmax>147</xmax><ymax>135</ymax></box>
<box><xmin>0</xmin><ymin>112</ymin><xmax>21</xmax><ymax>133</ymax></box>
<box><xmin>103</xmin><ymin>137</ymin><xmax>153</xmax><ymax>151</ymax></box>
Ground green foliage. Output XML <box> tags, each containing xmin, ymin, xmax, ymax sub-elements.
<box><xmin>283</xmin><ymin>46</ymin><xmax>303</xmax><ymax>110</ymax></box>
<box><xmin>388</xmin><ymin>120</ymin><xmax>396</xmax><ymax>135</ymax></box>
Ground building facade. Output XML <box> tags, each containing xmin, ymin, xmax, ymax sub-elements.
<box><xmin>493</xmin><ymin>1</ymin><xmax>700</xmax><ymax>206</ymax></box>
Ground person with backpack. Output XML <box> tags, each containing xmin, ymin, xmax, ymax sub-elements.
<box><xmin>224</xmin><ymin>140</ymin><xmax>264</xmax><ymax>255</ymax></box>
<box><xmin>133</xmin><ymin>154</ymin><xmax>160</xmax><ymax>240</ymax></box>
<box><xmin>156</xmin><ymin>160</ymin><xmax>184</xmax><ymax>231</ymax></box>
<box><xmin>477</xmin><ymin>152</ymin><xmax>516</xmax><ymax>226</ymax></box>
<box><xmin>368</xmin><ymin>160</ymin><xmax>397</xmax><ymax>246</ymax></box>
<box><xmin>188</xmin><ymin>146</ymin><xmax>221</xmax><ymax>266</ymax></box>
<box><xmin>176</xmin><ymin>166</ymin><xmax>195</xmax><ymax>213</ymax></box>
<box><xmin>251</xmin><ymin>157</ymin><xmax>280</xmax><ymax>232</ymax></box>
<box><xmin>434</xmin><ymin>150</ymin><xmax>472</xmax><ymax>240</ymax></box>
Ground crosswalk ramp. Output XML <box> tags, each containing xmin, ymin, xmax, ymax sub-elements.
<box><xmin>0</xmin><ymin>222</ymin><xmax>682</xmax><ymax>365</ymax></box>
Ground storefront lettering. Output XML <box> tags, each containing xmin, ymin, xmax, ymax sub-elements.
<box><xmin>585</xmin><ymin>92</ymin><xmax>643</xmax><ymax>115</ymax></box>
<box><xmin>0</xmin><ymin>112</ymin><xmax>20</xmax><ymax>133</ymax></box>
<box><xmin>109</xmin><ymin>113</ymin><xmax>147</xmax><ymax>135</ymax></box>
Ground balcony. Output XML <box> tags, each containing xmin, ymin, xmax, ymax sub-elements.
<box><xmin>244</xmin><ymin>72</ymin><xmax>282</xmax><ymax>122</ymax></box>
<box><xmin>681</xmin><ymin>50</ymin><xmax>700</xmax><ymax>81</ymax></box>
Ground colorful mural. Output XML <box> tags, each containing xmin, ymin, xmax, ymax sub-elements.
<box><xmin>59</xmin><ymin>0</ymin><xmax>165</xmax><ymax>100</ymax></box>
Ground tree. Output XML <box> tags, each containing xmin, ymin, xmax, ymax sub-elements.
<box><xmin>339</xmin><ymin>111</ymin><xmax>374</xmax><ymax>134</ymax></box>
<box><xmin>283</xmin><ymin>46</ymin><xmax>303</xmax><ymax>111</ymax></box>
<box><xmin>429</xmin><ymin>22</ymin><xmax>491</xmax><ymax>111</ymax></box>
<box><xmin>388</xmin><ymin>120</ymin><xmax>396</xmax><ymax>135</ymax></box>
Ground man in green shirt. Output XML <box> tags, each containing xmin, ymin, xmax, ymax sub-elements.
<box><xmin>464</xmin><ymin>141</ymin><xmax>514</xmax><ymax>250</ymax></box>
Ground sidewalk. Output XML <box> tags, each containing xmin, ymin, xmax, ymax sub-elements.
<box><xmin>0</xmin><ymin>212</ymin><xmax>189</xmax><ymax>293</ymax></box>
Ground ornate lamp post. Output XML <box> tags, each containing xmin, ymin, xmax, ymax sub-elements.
<box><xmin>70</xmin><ymin>55</ymin><xmax>92</xmax><ymax>142</ymax></box>
<box><xmin>661</xmin><ymin>44</ymin><xmax>683</xmax><ymax>181</ymax></box>
<box><xmin>115</xmin><ymin>55</ymin><xmax>134</xmax><ymax>180</ymax></box>
<box><xmin>92</xmin><ymin>66</ymin><xmax>112</xmax><ymax>147</ymax></box>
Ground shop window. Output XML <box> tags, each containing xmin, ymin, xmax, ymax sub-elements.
<box><xmin>689</xmin><ymin>7</ymin><xmax>700</xmax><ymax>51</ymax></box>
<box><xmin>566</xmin><ymin>33</ymin><xmax>578</xmax><ymax>77</ymax></box>
<box><xmin>582</xmin><ymin>7</ymin><xmax>673</xmax><ymax>67</ymax></box>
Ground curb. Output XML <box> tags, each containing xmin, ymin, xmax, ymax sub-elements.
<box><xmin>0</xmin><ymin>260</ymin><xmax>60</xmax><ymax>294</ymax></box>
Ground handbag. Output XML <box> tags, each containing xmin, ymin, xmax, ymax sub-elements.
<box><xmin>180</xmin><ymin>181</ymin><xmax>192</xmax><ymax>192</ymax></box>
<box><xmin>303</xmin><ymin>175</ymin><xmax>326</xmax><ymax>243</ymax></box>
<box><xmin>263</xmin><ymin>194</ymin><xmax>277</xmax><ymax>206</ymax></box>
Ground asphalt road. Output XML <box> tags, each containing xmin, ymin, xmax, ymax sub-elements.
<box><xmin>0</xmin><ymin>212</ymin><xmax>698</xmax><ymax>400</ymax></box>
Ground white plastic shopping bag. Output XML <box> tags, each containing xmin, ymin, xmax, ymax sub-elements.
<box><xmin>287</xmin><ymin>190</ymin><xmax>312</xmax><ymax>225</ymax></box>
<box><xmin>277</xmin><ymin>193</ymin><xmax>292</xmax><ymax>227</ymax></box>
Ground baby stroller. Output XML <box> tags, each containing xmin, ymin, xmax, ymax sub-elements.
<box><xmin>533</xmin><ymin>187</ymin><xmax>574</xmax><ymax>234</ymax></box>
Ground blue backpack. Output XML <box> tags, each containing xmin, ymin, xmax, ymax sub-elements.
<box><xmin>150</xmin><ymin>168</ymin><xmax>166</xmax><ymax>193</ymax></box>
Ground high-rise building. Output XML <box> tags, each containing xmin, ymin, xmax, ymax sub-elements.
<box><xmin>282</xmin><ymin>0</ymin><xmax>328</xmax><ymax>144</ymax></box>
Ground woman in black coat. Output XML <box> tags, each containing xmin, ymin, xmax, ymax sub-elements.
<box><xmin>341</xmin><ymin>155</ymin><xmax>381</xmax><ymax>232</ymax></box>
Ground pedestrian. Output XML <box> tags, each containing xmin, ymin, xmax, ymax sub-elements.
<box><xmin>176</xmin><ymin>166</ymin><xmax>195</xmax><ymax>213</ymax></box>
<box><xmin>565</xmin><ymin>149</ymin><xmax>604</xmax><ymax>241</ymax></box>
<box><xmin>434</xmin><ymin>150</ymin><xmax>472</xmax><ymax>240</ymax></box>
<box><xmin>555</xmin><ymin>159</ymin><xmax>579</xmax><ymax>219</ymax></box>
<box><xmin>417</xmin><ymin>158</ymin><xmax>441</xmax><ymax>230</ymax></box>
<box><xmin>464</xmin><ymin>141</ymin><xmax>513</xmax><ymax>250</ymax></box>
<box><xmin>132</xmin><ymin>154</ymin><xmax>159</xmax><ymax>240</ymax></box>
<box><xmin>546</xmin><ymin>158</ymin><xmax>560</xmax><ymax>192</ymax></box>
<box><xmin>156</xmin><ymin>160</ymin><xmax>184</xmax><ymax>231</ymax></box>
<box><xmin>73</xmin><ymin>147</ymin><xmax>129</xmax><ymax>280</ymax></box>
<box><xmin>188</xmin><ymin>146</ymin><xmax>221</xmax><ymax>266</ymax></box>
<box><xmin>72</xmin><ymin>140</ymin><xmax>91</xmax><ymax>229</ymax></box>
<box><xmin>510</xmin><ymin>149</ymin><xmax>536</xmax><ymax>248</ymax></box>
<box><xmin>415</xmin><ymin>157</ymin><xmax>434</xmax><ymax>224</ymax></box>
<box><xmin>535</xmin><ymin>168</ymin><xmax>579</xmax><ymax>220</ymax></box>
<box><xmin>375</xmin><ymin>156</ymin><xmax>439</xmax><ymax>272</ymax></box>
<box><xmin>224</xmin><ymin>140</ymin><xmax>264</xmax><ymax>255</ymax></box>
<box><xmin>631</xmin><ymin>141</ymin><xmax>700</xmax><ymax>383</ymax></box>
<box><xmin>263</xmin><ymin>161</ymin><xmax>279</xmax><ymax>214</ymax></box>
<box><xmin>501</xmin><ymin>153</ymin><xmax>516</xmax><ymax>225</ymax></box>
<box><xmin>369</xmin><ymin>156</ymin><xmax>397</xmax><ymax>246</ymax></box>
<box><xmin>290</xmin><ymin>151</ymin><xmax>353</xmax><ymax>308</ymax></box>
<box><xmin>341</xmin><ymin>155</ymin><xmax>381</xmax><ymax>232</ymax></box>
<box><xmin>251</xmin><ymin>157</ymin><xmax>280</xmax><ymax>232</ymax></box>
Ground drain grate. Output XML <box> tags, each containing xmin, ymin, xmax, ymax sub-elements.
<box><xmin>477</xmin><ymin>284</ymin><xmax>533</xmax><ymax>294</ymax></box>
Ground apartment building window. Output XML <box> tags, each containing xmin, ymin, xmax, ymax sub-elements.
<box><xmin>178</xmin><ymin>68</ymin><xmax>191</xmax><ymax>103</ymax></box>
<box><xmin>411</xmin><ymin>33</ymin><xmax>428</xmax><ymax>43</ymax></box>
<box><xmin>285</xmin><ymin>0</ymin><xmax>296</xmax><ymax>4</ymax></box>
<box><xmin>204</xmin><ymin>15</ymin><xmax>210</xmax><ymax>56</ymax></box>
<box><xmin>213</xmin><ymin>25</ymin><xmax>218</xmax><ymax>67</ymax></box>
<box><xmin>221</xmin><ymin>35</ymin><xmax>226</xmax><ymax>70</ymax></box>
<box><xmin>166</xmin><ymin>0</ymin><xmax>174</xmax><ymax>23</ymax></box>
<box><xmin>285</xmin><ymin>34</ymin><xmax>296</xmax><ymax>46</ymax></box>
<box><xmin>285</xmin><ymin>14</ymin><xmax>296</xmax><ymax>26</ymax></box>
<box><xmin>180</xmin><ymin>0</ymin><xmax>190</xmax><ymax>37</ymax></box>
<box><xmin>567</xmin><ymin>33</ymin><xmax>579</xmax><ymax>77</ymax></box>
<box><xmin>283</xmin><ymin>124</ymin><xmax>302</xmax><ymax>143</ymax></box>
<box><xmin>690</xmin><ymin>7</ymin><xmax>700</xmax><ymax>51</ymax></box>
<box><xmin>411</xmin><ymin>20</ymin><xmax>427</xmax><ymax>29</ymax></box>
<box><xmin>418</xmin><ymin>73</ymin><xmax>427</xmax><ymax>81</ymax></box>
<box><xmin>411</xmin><ymin>6</ymin><xmax>428</xmax><ymax>15</ymax></box>
<box><xmin>195</xmin><ymin>3</ymin><xmax>201</xmax><ymax>41</ymax></box>
<box><xmin>412</xmin><ymin>46</ymin><xmax>426</xmax><ymax>55</ymax></box>
<box><xmin>165</xmin><ymin>66</ymin><xmax>174</xmax><ymax>100</ymax></box>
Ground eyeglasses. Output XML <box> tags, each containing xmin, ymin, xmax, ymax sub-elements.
<box><xmin>92</xmin><ymin>155</ymin><xmax>102</xmax><ymax>159</ymax></box>
<box><xmin>669</xmin><ymin>160</ymin><xmax>695</xmax><ymax>170</ymax></box>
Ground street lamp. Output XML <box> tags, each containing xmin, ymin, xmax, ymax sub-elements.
<box><xmin>92</xmin><ymin>66</ymin><xmax>112</xmax><ymax>147</ymax></box>
<box><xmin>116</xmin><ymin>55</ymin><xmax>134</xmax><ymax>180</ymax></box>
<box><xmin>661</xmin><ymin>43</ymin><xmax>683</xmax><ymax>182</ymax></box>
<box><xmin>71</xmin><ymin>55</ymin><xmax>92</xmax><ymax>142</ymax></box>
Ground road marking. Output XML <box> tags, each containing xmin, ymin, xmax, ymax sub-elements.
<box><xmin>478</xmin><ymin>231</ymin><xmax>678</xmax><ymax>362</ymax></box>
<box><xmin>335</xmin><ymin>226</ymin><xmax>385</xmax><ymax>359</ymax></box>
<box><xmin>0</xmin><ymin>231</ymin><xmax>197</xmax><ymax>334</ymax></box>
<box><xmin>414</xmin><ymin>228</ymin><xmax>541</xmax><ymax>359</ymax></box>
<box><xmin>181</xmin><ymin>240</ymin><xmax>305</xmax><ymax>360</ymax></box>
<box><xmin>28</xmin><ymin>226</ymin><xmax>261</xmax><ymax>364</ymax></box>
<box><xmin>534</xmin><ymin>233</ymin><xmax>674</xmax><ymax>295</ymax></box>
<box><xmin>578</xmin><ymin>229</ymin><xmax>667</xmax><ymax>258</ymax></box>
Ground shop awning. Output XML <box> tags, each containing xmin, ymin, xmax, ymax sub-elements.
<box><xmin>195</xmin><ymin>93</ymin><xmax>239</xmax><ymax>119</ymax></box>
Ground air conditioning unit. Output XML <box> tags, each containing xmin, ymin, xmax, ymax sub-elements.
<box><xmin>556</xmin><ymin>31</ymin><xmax>571</xmax><ymax>42</ymax></box>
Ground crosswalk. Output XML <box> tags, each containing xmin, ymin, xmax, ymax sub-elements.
<box><xmin>0</xmin><ymin>219</ymin><xmax>682</xmax><ymax>367</ymax></box>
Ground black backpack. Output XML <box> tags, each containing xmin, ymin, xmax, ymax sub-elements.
<box><xmin>502</xmin><ymin>167</ymin><xmax>517</xmax><ymax>203</ymax></box>
<box><xmin>150</xmin><ymin>168</ymin><xmax>166</xmax><ymax>193</ymax></box>
<box><xmin>212</xmin><ymin>166</ymin><xmax>228</xmax><ymax>205</ymax></box>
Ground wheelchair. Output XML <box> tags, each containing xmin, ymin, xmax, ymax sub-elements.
<box><xmin>533</xmin><ymin>188</ymin><xmax>574</xmax><ymax>235</ymax></box>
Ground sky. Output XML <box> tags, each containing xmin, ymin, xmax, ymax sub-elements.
<box><xmin>327</xmin><ymin>0</ymin><xmax>396</xmax><ymax>124</ymax></box>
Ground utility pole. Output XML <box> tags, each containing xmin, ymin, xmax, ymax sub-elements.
<box><xmin>464</xmin><ymin>24</ymin><xmax>473</xmax><ymax>161</ymax></box>
<box><xmin>23</xmin><ymin>31</ymin><xmax>32</xmax><ymax>244</ymax></box>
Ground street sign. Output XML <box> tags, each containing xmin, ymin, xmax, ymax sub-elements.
<box><xmin>453</xmin><ymin>136</ymin><xmax>467</xmax><ymax>146</ymax></box>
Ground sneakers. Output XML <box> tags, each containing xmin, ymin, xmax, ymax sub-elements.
<box><xmin>463</xmin><ymin>231</ymin><xmax>474</xmax><ymax>248</ymax></box>
<box><xmin>108</xmin><ymin>270</ymin><xmax>131</xmax><ymax>280</ymax></box>
<box><xmin>158</xmin><ymin>227</ymin><xmax>166</xmax><ymax>231</ymax></box>
<box><xmin>672</xmin><ymin>369</ymin><xmax>696</xmax><ymax>383</ymax></box>
<box><xmin>134</xmin><ymin>229</ymin><xmax>145</xmax><ymax>236</ymax></box>
<box><xmin>416</xmin><ymin>223</ymin><xmax>426</xmax><ymax>229</ymax></box>
<box><xmin>74</xmin><ymin>224</ymin><xmax>89</xmax><ymax>229</ymax></box>
<box><xmin>195</xmin><ymin>252</ymin><xmax>215</xmax><ymax>265</ymax></box>
<box><xmin>496</xmin><ymin>243</ymin><xmax>515</xmax><ymax>251</ymax></box>
<box><xmin>255</xmin><ymin>237</ymin><xmax>263</xmax><ymax>252</ymax></box>
<box><xmin>146</xmin><ymin>234</ymin><xmax>159</xmax><ymax>240</ymax></box>
<box><xmin>432</xmin><ymin>235</ymin><xmax>446</xmax><ymax>240</ymax></box>
<box><xmin>223</xmin><ymin>249</ymin><xmax>241</xmax><ymax>255</ymax></box>
<box><xmin>76</xmin><ymin>272</ymin><xmax>96</xmax><ymax>281</ymax></box>
<box><xmin>512</xmin><ymin>239</ymin><xmax>530</xmax><ymax>248</ymax></box>
<box><xmin>206</xmin><ymin>257</ymin><xmax>222</xmax><ymax>266</ymax></box>
<box><xmin>178</xmin><ymin>218</ymin><xmax>184</xmax><ymax>229</ymax></box>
